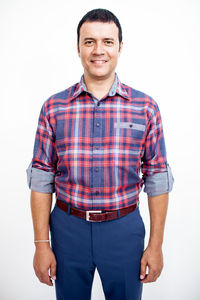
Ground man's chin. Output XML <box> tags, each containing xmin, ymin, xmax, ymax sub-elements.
<box><xmin>87</xmin><ymin>70</ymin><xmax>113</xmax><ymax>80</ymax></box>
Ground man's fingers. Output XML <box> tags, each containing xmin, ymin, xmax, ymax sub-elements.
<box><xmin>39</xmin><ymin>273</ymin><xmax>53</xmax><ymax>286</ymax></box>
<box><xmin>144</xmin><ymin>270</ymin><xmax>156</xmax><ymax>282</ymax></box>
<box><xmin>35</xmin><ymin>268</ymin><xmax>53</xmax><ymax>286</ymax></box>
<box><xmin>142</xmin><ymin>266</ymin><xmax>160</xmax><ymax>283</ymax></box>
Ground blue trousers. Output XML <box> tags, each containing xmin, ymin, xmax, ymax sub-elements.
<box><xmin>49</xmin><ymin>203</ymin><xmax>146</xmax><ymax>300</ymax></box>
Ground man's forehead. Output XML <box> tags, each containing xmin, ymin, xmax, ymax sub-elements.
<box><xmin>79</xmin><ymin>21</ymin><xmax>118</xmax><ymax>39</ymax></box>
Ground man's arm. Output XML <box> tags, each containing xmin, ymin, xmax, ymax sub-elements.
<box><xmin>140</xmin><ymin>192</ymin><xmax>169</xmax><ymax>283</ymax></box>
<box><xmin>31</xmin><ymin>191</ymin><xmax>57</xmax><ymax>286</ymax></box>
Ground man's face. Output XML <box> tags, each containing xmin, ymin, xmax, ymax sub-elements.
<box><xmin>77</xmin><ymin>21</ymin><xmax>123</xmax><ymax>80</ymax></box>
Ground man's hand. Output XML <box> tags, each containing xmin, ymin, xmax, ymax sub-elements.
<box><xmin>140</xmin><ymin>245</ymin><xmax>163</xmax><ymax>283</ymax></box>
<box><xmin>33</xmin><ymin>245</ymin><xmax>57</xmax><ymax>286</ymax></box>
<box><xmin>140</xmin><ymin>193</ymin><xmax>168</xmax><ymax>283</ymax></box>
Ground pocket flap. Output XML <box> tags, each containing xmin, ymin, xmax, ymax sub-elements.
<box><xmin>114</xmin><ymin>122</ymin><xmax>145</xmax><ymax>131</ymax></box>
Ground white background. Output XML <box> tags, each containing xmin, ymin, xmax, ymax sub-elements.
<box><xmin>0</xmin><ymin>0</ymin><xmax>200</xmax><ymax>299</ymax></box>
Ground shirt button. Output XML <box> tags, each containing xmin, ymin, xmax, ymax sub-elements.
<box><xmin>95</xmin><ymin>167</ymin><xmax>99</xmax><ymax>172</ymax></box>
<box><xmin>96</xmin><ymin>191</ymin><xmax>99</xmax><ymax>195</ymax></box>
<box><xmin>96</xmin><ymin>122</ymin><xmax>100</xmax><ymax>127</ymax></box>
<box><xmin>97</xmin><ymin>102</ymin><xmax>100</xmax><ymax>106</ymax></box>
<box><xmin>95</xmin><ymin>146</ymin><xmax>99</xmax><ymax>150</ymax></box>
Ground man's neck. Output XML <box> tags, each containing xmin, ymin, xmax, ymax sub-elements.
<box><xmin>83</xmin><ymin>72</ymin><xmax>116</xmax><ymax>100</ymax></box>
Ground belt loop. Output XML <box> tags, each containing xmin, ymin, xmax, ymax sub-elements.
<box><xmin>117</xmin><ymin>209</ymin><xmax>120</xmax><ymax>218</ymax></box>
<box><xmin>67</xmin><ymin>203</ymin><xmax>71</xmax><ymax>215</ymax></box>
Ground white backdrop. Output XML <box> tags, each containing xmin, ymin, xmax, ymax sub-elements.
<box><xmin>0</xmin><ymin>0</ymin><xmax>200</xmax><ymax>299</ymax></box>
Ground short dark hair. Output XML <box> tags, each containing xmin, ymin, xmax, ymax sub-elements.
<box><xmin>77</xmin><ymin>8</ymin><xmax>122</xmax><ymax>50</ymax></box>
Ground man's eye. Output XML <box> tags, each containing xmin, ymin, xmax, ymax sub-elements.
<box><xmin>85</xmin><ymin>41</ymin><xmax>93</xmax><ymax>45</ymax></box>
<box><xmin>105</xmin><ymin>41</ymin><xmax>113</xmax><ymax>45</ymax></box>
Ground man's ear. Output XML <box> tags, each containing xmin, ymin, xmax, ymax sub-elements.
<box><xmin>119</xmin><ymin>41</ymin><xmax>123</xmax><ymax>55</ymax></box>
<box><xmin>77</xmin><ymin>43</ymin><xmax>80</xmax><ymax>57</ymax></box>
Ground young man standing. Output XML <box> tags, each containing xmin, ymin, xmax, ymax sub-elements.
<box><xmin>27</xmin><ymin>8</ymin><xmax>174</xmax><ymax>300</ymax></box>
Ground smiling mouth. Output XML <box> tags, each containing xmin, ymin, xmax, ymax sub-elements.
<box><xmin>91</xmin><ymin>60</ymin><xmax>107</xmax><ymax>65</ymax></box>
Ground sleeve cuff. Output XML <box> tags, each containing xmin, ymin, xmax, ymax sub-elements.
<box><xmin>143</xmin><ymin>163</ymin><xmax>174</xmax><ymax>196</ymax></box>
<box><xmin>26</xmin><ymin>161</ymin><xmax>55</xmax><ymax>193</ymax></box>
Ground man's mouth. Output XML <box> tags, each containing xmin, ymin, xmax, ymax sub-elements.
<box><xmin>91</xmin><ymin>60</ymin><xmax>107</xmax><ymax>65</ymax></box>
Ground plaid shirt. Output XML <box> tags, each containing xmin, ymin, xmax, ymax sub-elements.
<box><xmin>26</xmin><ymin>73</ymin><xmax>174</xmax><ymax>210</ymax></box>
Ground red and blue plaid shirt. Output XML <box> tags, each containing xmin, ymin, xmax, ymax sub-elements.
<box><xmin>26</xmin><ymin>73</ymin><xmax>174</xmax><ymax>210</ymax></box>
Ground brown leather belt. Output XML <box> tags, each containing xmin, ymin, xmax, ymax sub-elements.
<box><xmin>56</xmin><ymin>199</ymin><xmax>138</xmax><ymax>222</ymax></box>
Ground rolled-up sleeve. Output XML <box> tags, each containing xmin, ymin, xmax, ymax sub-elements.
<box><xmin>143</xmin><ymin>163</ymin><xmax>174</xmax><ymax>196</ymax></box>
<box><xmin>26</xmin><ymin>161</ymin><xmax>55</xmax><ymax>193</ymax></box>
<box><xmin>141</xmin><ymin>100</ymin><xmax>174</xmax><ymax>196</ymax></box>
<box><xmin>26</xmin><ymin>101</ymin><xmax>57</xmax><ymax>193</ymax></box>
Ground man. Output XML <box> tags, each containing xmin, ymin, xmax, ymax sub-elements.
<box><xmin>26</xmin><ymin>8</ymin><xmax>174</xmax><ymax>300</ymax></box>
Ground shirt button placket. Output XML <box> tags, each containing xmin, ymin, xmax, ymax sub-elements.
<box><xmin>92</xmin><ymin>104</ymin><xmax>102</xmax><ymax>202</ymax></box>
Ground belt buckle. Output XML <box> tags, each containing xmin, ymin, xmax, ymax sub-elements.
<box><xmin>86</xmin><ymin>210</ymin><xmax>102</xmax><ymax>222</ymax></box>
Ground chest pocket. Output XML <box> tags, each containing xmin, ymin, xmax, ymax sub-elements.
<box><xmin>114</xmin><ymin>121</ymin><xmax>145</xmax><ymax>140</ymax></box>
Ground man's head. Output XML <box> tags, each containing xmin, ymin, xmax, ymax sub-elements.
<box><xmin>77</xmin><ymin>8</ymin><xmax>123</xmax><ymax>80</ymax></box>
<box><xmin>77</xmin><ymin>9</ymin><xmax>122</xmax><ymax>51</ymax></box>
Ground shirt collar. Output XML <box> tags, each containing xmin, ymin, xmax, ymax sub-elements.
<box><xmin>71</xmin><ymin>72</ymin><xmax>130</xmax><ymax>101</ymax></box>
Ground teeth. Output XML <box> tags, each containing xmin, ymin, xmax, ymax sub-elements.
<box><xmin>92</xmin><ymin>60</ymin><xmax>106</xmax><ymax>64</ymax></box>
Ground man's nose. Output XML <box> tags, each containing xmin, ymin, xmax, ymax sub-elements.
<box><xmin>92</xmin><ymin>42</ymin><xmax>105</xmax><ymax>54</ymax></box>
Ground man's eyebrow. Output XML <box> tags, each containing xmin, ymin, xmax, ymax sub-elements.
<box><xmin>104</xmin><ymin>38</ymin><xmax>115</xmax><ymax>41</ymax></box>
<box><xmin>83</xmin><ymin>38</ymin><xmax>94</xmax><ymax>41</ymax></box>
<box><xmin>83</xmin><ymin>37</ymin><xmax>115</xmax><ymax>41</ymax></box>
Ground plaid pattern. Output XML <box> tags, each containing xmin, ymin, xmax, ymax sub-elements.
<box><xmin>28</xmin><ymin>73</ymin><xmax>172</xmax><ymax>210</ymax></box>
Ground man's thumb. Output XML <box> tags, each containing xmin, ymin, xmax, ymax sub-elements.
<box><xmin>140</xmin><ymin>260</ymin><xmax>146</xmax><ymax>280</ymax></box>
<box><xmin>50</xmin><ymin>262</ymin><xmax>57</xmax><ymax>280</ymax></box>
